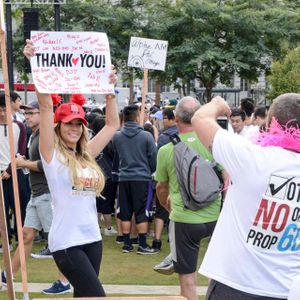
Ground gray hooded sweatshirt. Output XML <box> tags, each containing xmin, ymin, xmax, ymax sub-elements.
<box><xmin>113</xmin><ymin>121</ymin><xmax>157</xmax><ymax>181</ymax></box>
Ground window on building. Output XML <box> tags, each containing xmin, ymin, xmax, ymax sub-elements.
<box><xmin>147</xmin><ymin>79</ymin><xmax>171</xmax><ymax>93</ymax></box>
<box><xmin>240</xmin><ymin>78</ymin><xmax>249</xmax><ymax>91</ymax></box>
<box><xmin>161</xmin><ymin>85</ymin><xmax>170</xmax><ymax>92</ymax></box>
<box><xmin>122</xmin><ymin>80</ymin><xmax>130</xmax><ymax>88</ymax></box>
<box><xmin>148</xmin><ymin>79</ymin><xmax>155</xmax><ymax>93</ymax></box>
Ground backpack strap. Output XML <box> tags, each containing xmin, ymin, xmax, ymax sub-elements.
<box><xmin>212</xmin><ymin>164</ymin><xmax>224</xmax><ymax>187</ymax></box>
<box><xmin>169</xmin><ymin>133</ymin><xmax>181</xmax><ymax>145</ymax></box>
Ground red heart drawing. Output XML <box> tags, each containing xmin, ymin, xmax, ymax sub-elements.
<box><xmin>72</xmin><ymin>57</ymin><xmax>79</xmax><ymax>66</ymax></box>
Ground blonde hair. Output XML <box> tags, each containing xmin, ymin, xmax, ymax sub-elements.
<box><xmin>54</xmin><ymin>123</ymin><xmax>105</xmax><ymax>196</ymax></box>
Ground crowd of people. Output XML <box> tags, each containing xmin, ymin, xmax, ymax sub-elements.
<box><xmin>0</xmin><ymin>39</ymin><xmax>299</xmax><ymax>300</ymax></box>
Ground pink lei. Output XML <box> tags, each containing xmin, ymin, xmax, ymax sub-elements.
<box><xmin>255</xmin><ymin>118</ymin><xmax>300</xmax><ymax>153</ymax></box>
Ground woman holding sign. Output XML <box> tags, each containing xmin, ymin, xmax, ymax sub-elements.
<box><xmin>24</xmin><ymin>40</ymin><xmax>119</xmax><ymax>298</ymax></box>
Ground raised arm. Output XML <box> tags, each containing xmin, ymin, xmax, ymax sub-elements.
<box><xmin>191</xmin><ymin>96</ymin><xmax>231</xmax><ymax>150</ymax></box>
<box><xmin>24</xmin><ymin>40</ymin><xmax>54</xmax><ymax>163</ymax></box>
<box><xmin>87</xmin><ymin>74</ymin><xmax>120</xmax><ymax>157</ymax></box>
<box><xmin>35</xmin><ymin>91</ymin><xmax>55</xmax><ymax>163</ymax></box>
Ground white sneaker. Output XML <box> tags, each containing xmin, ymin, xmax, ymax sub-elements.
<box><xmin>31</xmin><ymin>247</ymin><xmax>53</xmax><ymax>259</ymax></box>
<box><xmin>153</xmin><ymin>253</ymin><xmax>174</xmax><ymax>275</ymax></box>
<box><xmin>103</xmin><ymin>227</ymin><xmax>118</xmax><ymax>236</ymax></box>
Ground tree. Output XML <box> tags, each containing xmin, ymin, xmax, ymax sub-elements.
<box><xmin>267</xmin><ymin>47</ymin><xmax>300</xmax><ymax>101</ymax></box>
<box><xmin>106</xmin><ymin>0</ymin><xmax>145</xmax><ymax>102</ymax></box>
<box><xmin>11</xmin><ymin>0</ymin><xmax>300</xmax><ymax>105</ymax></box>
<box><xmin>141</xmin><ymin>0</ymin><xmax>175</xmax><ymax>105</ymax></box>
<box><xmin>155</xmin><ymin>0</ymin><xmax>300</xmax><ymax>102</ymax></box>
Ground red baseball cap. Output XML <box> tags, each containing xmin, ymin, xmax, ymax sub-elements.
<box><xmin>54</xmin><ymin>103</ymin><xmax>87</xmax><ymax>125</ymax></box>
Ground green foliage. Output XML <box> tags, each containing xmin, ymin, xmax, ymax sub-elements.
<box><xmin>154</xmin><ymin>0</ymin><xmax>300</xmax><ymax>102</ymax></box>
<box><xmin>10</xmin><ymin>0</ymin><xmax>300</xmax><ymax>102</ymax></box>
<box><xmin>267</xmin><ymin>47</ymin><xmax>300</xmax><ymax>101</ymax></box>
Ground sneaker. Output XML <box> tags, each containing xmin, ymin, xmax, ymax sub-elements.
<box><xmin>0</xmin><ymin>244</ymin><xmax>13</xmax><ymax>253</ymax></box>
<box><xmin>122</xmin><ymin>244</ymin><xmax>134</xmax><ymax>253</ymax></box>
<box><xmin>130</xmin><ymin>237</ymin><xmax>139</xmax><ymax>246</ymax></box>
<box><xmin>115</xmin><ymin>235</ymin><xmax>124</xmax><ymax>244</ymax></box>
<box><xmin>152</xmin><ymin>239</ymin><xmax>162</xmax><ymax>251</ymax></box>
<box><xmin>1</xmin><ymin>272</ymin><xmax>7</xmax><ymax>287</ymax></box>
<box><xmin>33</xmin><ymin>234</ymin><xmax>44</xmax><ymax>243</ymax></box>
<box><xmin>137</xmin><ymin>245</ymin><xmax>159</xmax><ymax>255</ymax></box>
<box><xmin>153</xmin><ymin>253</ymin><xmax>175</xmax><ymax>275</ymax></box>
<box><xmin>42</xmin><ymin>280</ymin><xmax>71</xmax><ymax>295</ymax></box>
<box><xmin>104</xmin><ymin>227</ymin><xmax>118</xmax><ymax>236</ymax></box>
<box><xmin>31</xmin><ymin>246</ymin><xmax>53</xmax><ymax>259</ymax></box>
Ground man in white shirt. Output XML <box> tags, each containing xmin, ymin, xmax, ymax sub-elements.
<box><xmin>191</xmin><ymin>93</ymin><xmax>300</xmax><ymax>300</ymax></box>
<box><xmin>230</xmin><ymin>108</ymin><xmax>258</xmax><ymax>141</ymax></box>
<box><xmin>10</xmin><ymin>91</ymin><xmax>25</xmax><ymax>123</ymax></box>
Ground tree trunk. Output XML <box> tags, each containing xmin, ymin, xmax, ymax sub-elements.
<box><xmin>154</xmin><ymin>75</ymin><xmax>161</xmax><ymax>106</ymax></box>
<box><xmin>204</xmin><ymin>86</ymin><xmax>213</xmax><ymax>103</ymax></box>
<box><xmin>182</xmin><ymin>84</ymin><xmax>186</xmax><ymax>96</ymax></box>
<box><xmin>186</xmin><ymin>80</ymin><xmax>191</xmax><ymax>95</ymax></box>
<box><xmin>177</xmin><ymin>86</ymin><xmax>182</xmax><ymax>98</ymax></box>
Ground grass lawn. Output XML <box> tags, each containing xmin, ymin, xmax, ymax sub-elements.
<box><xmin>0</xmin><ymin>224</ymin><xmax>210</xmax><ymax>299</ymax></box>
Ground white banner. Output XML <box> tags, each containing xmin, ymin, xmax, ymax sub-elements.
<box><xmin>30</xmin><ymin>31</ymin><xmax>114</xmax><ymax>94</ymax></box>
<box><xmin>128</xmin><ymin>37</ymin><xmax>168</xmax><ymax>71</ymax></box>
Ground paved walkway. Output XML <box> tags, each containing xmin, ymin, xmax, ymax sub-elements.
<box><xmin>4</xmin><ymin>283</ymin><xmax>208</xmax><ymax>296</ymax></box>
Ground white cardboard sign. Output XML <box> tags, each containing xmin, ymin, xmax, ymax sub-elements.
<box><xmin>127</xmin><ymin>37</ymin><xmax>168</xmax><ymax>71</ymax></box>
<box><xmin>30</xmin><ymin>31</ymin><xmax>114</xmax><ymax>94</ymax></box>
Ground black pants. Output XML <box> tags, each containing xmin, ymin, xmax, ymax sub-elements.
<box><xmin>96</xmin><ymin>179</ymin><xmax>118</xmax><ymax>214</ymax></box>
<box><xmin>52</xmin><ymin>241</ymin><xmax>105</xmax><ymax>298</ymax></box>
<box><xmin>206</xmin><ymin>280</ymin><xmax>287</xmax><ymax>300</ymax></box>
<box><xmin>2</xmin><ymin>169</ymin><xmax>30</xmax><ymax>243</ymax></box>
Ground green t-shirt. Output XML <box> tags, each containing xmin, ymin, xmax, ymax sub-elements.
<box><xmin>155</xmin><ymin>131</ymin><xmax>221</xmax><ymax>224</ymax></box>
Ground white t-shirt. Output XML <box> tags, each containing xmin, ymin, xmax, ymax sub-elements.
<box><xmin>199</xmin><ymin>129</ymin><xmax>300</xmax><ymax>298</ymax></box>
<box><xmin>239</xmin><ymin>124</ymin><xmax>259</xmax><ymax>141</ymax></box>
<box><xmin>288</xmin><ymin>275</ymin><xmax>300</xmax><ymax>300</ymax></box>
<box><xmin>41</xmin><ymin>150</ymin><xmax>101</xmax><ymax>252</ymax></box>
<box><xmin>0</xmin><ymin>123</ymin><xmax>20</xmax><ymax>171</ymax></box>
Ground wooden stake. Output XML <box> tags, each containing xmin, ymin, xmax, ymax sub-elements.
<box><xmin>0</xmin><ymin>1</ymin><xmax>29</xmax><ymax>299</ymax></box>
<box><xmin>139</xmin><ymin>68</ymin><xmax>148</xmax><ymax>125</ymax></box>
<box><xmin>0</xmin><ymin>177</ymin><xmax>15</xmax><ymax>299</ymax></box>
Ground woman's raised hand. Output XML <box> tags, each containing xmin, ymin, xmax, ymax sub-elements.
<box><xmin>109</xmin><ymin>64</ymin><xmax>117</xmax><ymax>85</ymax></box>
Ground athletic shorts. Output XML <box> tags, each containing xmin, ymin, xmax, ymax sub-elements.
<box><xmin>169</xmin><ymin>220</ymin><xmax>216</xmax><ymax>274</ymax></box>
<box><xmin>118</xmin><ymin>181</ymin><xmax>152</xmax><ymax>224</ymax></box>
<box><xmin>96</xmin><ymin>179</ymin><xmax>118</xmax><ymax>214</ymax></box>
<box><xmin>24</xmin><ymin>193</ymin><xmax>53</xmax><ymax>232</ymax></box>
<box><xmin>155</xmin><ymin>196</ymin><xmax>169</xmax><ymax>222</ymax></box>
<box><xmin>206</xmin><ymin>280</ymin><xmax>287</xmax><ymax>300</ymax></box>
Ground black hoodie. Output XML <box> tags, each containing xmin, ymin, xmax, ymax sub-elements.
<box><xmin>112</xmin><ymin>121</ymin><xmax>157</xmax><ymax>181</ymax></box>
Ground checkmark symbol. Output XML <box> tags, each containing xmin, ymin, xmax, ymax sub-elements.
<box><xmin>269</xmin><ymin>177</ymin><xmax>294</xmax><ymax>196</ymax></box>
